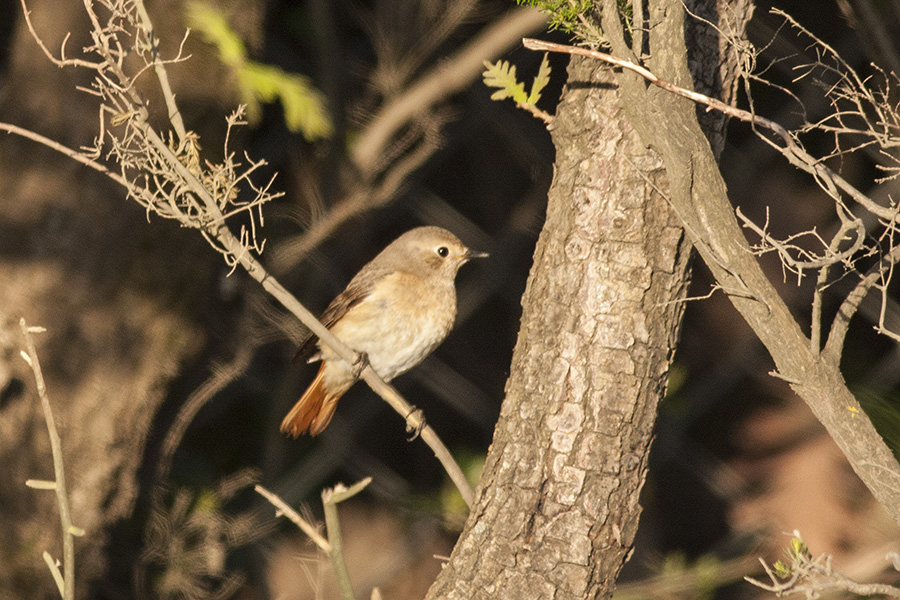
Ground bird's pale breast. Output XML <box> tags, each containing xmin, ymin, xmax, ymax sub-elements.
<box><xmin>321</xmin><ymin>270</ymin><xmax>457</xmax><ymax>385</ymax></box>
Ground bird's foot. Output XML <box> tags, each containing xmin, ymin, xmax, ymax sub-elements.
<box><xmin>352</xmin><ymin>351</ymin><xmax>370</xmax><ymax>380</ymax></box>
<box><xmin>405</xmin><ymin>406</ymin><xmax>425</xmax><ymax>441</ymax></box>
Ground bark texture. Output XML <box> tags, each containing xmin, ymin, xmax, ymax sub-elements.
<box><xmin>426</xmin><ymin>58</ymin><xmax>690</xmax><ymax>600</ymax></box>
<box><xmin>603</xmin><ymin>0</ymin><xmax>900</xmax><ymax>524</ymax></box>
<box><xmin>425</xmin><ymin>2</ymin><xmax>751</xmax><ymax>598</ymax></box>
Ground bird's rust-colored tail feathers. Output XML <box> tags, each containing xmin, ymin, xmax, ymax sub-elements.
<box><xmin>280</xmin><ymin>365</ymin><xmax>341</xmax><ymax>437</ymax></box>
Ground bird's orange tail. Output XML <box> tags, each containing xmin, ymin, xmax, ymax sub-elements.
<box><xmin>280</xmin><ymin>365</ymin><xmax>341</xmax><ymax>437</ymax></box>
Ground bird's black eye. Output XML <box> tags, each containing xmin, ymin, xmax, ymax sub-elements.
<box><xmin>436</xmin><ymin>246</ymin><xmax>449</xmax><ymax>258</ymax></box>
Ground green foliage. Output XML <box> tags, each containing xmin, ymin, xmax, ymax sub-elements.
<box><xmin>788</xmin><ymin>536</ymin><xmax>809</xmax><ymax>559</ymax></box>
<box><xmin>185</xmin><ymin>1</ymin><xmax>331</xmax><ymax>141</ymax></box>
<box><xmin>517</xmin><ymin>0</ymin><xmax>595</xmax><ymax>34</ymax></box>
<box><xmin>239</xmin><ymin>63</ymin><xmax>332</xmax><ymax>137</ymax></box>
<box><xmin>483</xmin><ymin>60</ymin><xmax>527</xmax><ymax>103</ymax></box>
<box><xmin>773</xmin><ymin>559</ymin><xmax>792</xmax><ymax>579</ymax></box>
<box><xmin>482</xmin><ymin>53</ymin><xmax>551</xmax><ymax>106</ymax></box>
<box><xmin>517</xmin><ymin>0</ymin><xmax>633</xmax><ymax>47</ymax></box>
<box><xmin>185</xmin><ymin>1</ymin><xmax>246</xmax><ymax>66</ymax></box>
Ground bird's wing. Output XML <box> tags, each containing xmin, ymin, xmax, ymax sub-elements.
<box><xmin>292</xmin><ymin>269</ymin><xmax>384</xmax><ymax>364</ymax></box>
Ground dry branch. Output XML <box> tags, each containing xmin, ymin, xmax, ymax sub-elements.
<box><xmin>575</xmin><ymin>0</ymin><xmax>900</xmax><ymax>525</ymax></box>
<box><xmin>522</xmin><ymin>37</ymin><xmax>898</xmax><ymax>224</ymax></box>
<box><xmin>524</xmin><ymin>28</ymin><xmax>900</xmax><ymax>349</ymax></box>
<box><xmin>19</xmin><ymin>320</ymin><xmax>79</xmax><ymax>600</ymax></box>
<box><xmin>5</xmin><ymin>0</ymin><xmax>474</xmax><ymax>508</ymax></box>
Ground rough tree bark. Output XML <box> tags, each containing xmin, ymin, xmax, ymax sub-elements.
<box><xmin>426</xmin><ymin>2</ymin><xmax>752</xmax><ymax>598</ymax></box>
<box><xmin>601</xmin><ymin>0</ymin><xmax>900</xmax><ymax>523</ymax></box>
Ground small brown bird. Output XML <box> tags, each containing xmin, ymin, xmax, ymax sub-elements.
<box><xmin>281</xmin><ymin>226</ymin><xmax>488</xmax><ymax>437</ymax></box>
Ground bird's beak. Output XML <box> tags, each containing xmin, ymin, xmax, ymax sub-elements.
<box><xmin>465</xmin><ymin>249</ymin><xmax>489</xmax><ymax>260</ymax></box>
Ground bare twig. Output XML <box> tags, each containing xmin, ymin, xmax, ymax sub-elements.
<box><xmin>736</xmin><ymin>206</ymin><xmax>866</xmax><ymax>274</ymax></box>
<box><xmin>322</xmin><ymin>478</ymin><xmax>372</xmax><ymax>600</ymax></box>
<box><xmin>526</xmin><ymin>31</ymin><xmax>900</xmax><ymax>349</ymax></box>
<box><xmin>746</xmin><ymin>531</ymin><xmax>900</xmax><ymax>598</ymax></box>
<box><xmin>257</xmin><ymin>479</ymin><xmax>372</xmax><ymax>600</ymax></box>
<box><xmin>20</xmin><ymin>320</ymin><xmax>80</xmax><ymax>600</ymax></box>
<box><xmin>522</xmin><ymin>37</ymin><xmax>898</xmax><ymax>225</ymax></box>
<box><xmin>18</xmin><ymin>0</ymin><xmax>102</xmax><ymax>69</ymax></box>
<box><xmin>254</xmin><ymin>484</ymin><xmax>331</xmax><ymax>552</ymax></box>
<box><xmin>516</xmin><ymin>101</ymin><xmax>554</xmax><ymax>124</ymax></box>
<box><xmin>133</xmin><ymin>0</ymin><xmax>187</xmax><ymax>140</ymax></box>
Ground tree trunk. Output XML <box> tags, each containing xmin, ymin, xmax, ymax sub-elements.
<box><xmin>425</xmin><ymin>2</ymin><xmax>752</xmax><ymax>598</ymax></box>
<box><xmin>603</xmin><ymin>0</ymin><xmax>900</xmax><ymax>524</ymax></box>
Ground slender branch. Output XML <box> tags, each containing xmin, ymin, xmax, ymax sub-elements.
<box><xmin>18</xmin><ymin>0</ymin><xmax>102</xmax><ymax>69</ymax></box>
<box><xmin>237</xmin><ymin>250</ymin><xmax>475</xmax><ymax>508</ymax></box>
<box><xmin>10</xmin><ymin>0</ymin><xmax>475</xmax><ymax>509</ymax></box>
<box><xmin>746</xmin><ymin>531</ymin><xmax>900</xmax><ymax>598</ymax></box>
<box><xmin>322</xmin><ymin>478</ymin><xmax>372</xmax><ymax>600</ymax></box>
<box><xmin>522</xmin><ymin>37</ymin><xmax>897</xmax><ymax>224</ymax></box>
<box><xmin>254</xmin><ymin>484</ymin><xmax>331</xmax><ymax>552</ymax></box>
<box><xmin>516</xmin><ymin>101</ymin><xmax>553</xmax><ymax>124</ymax></box>
<box><xmin>19</xmin><ymin>320</ymin><xmax>77</xmax><ymax>600</ymax></box>
<box><xmin>0</xmin><ymin>122</ymin><xmax>131</xmax><ymax>189</ymax></box>
<box><xmin>736</xmin><ymin>206</ymin><xmax>866</xmax><ymax>271</ymax></box>
<box><xmin>133</xmin><ymin>0</ymin><xmax>187</xmax><ymax>140</ymax></box>
<box><xmin>2</xmin><ymin>109</ymin><xmax>474</xmax><ymax>508</ymax></box>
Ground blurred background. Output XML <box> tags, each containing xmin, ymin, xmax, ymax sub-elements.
<box><xmin>1</xmin><ymin>0</ymin><xmax>900</xmax><ymax>598</ymax></box>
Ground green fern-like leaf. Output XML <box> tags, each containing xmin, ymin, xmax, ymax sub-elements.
<box><xmin>185</xmin><ymin>1</ymin><xmax>246</xmax><ymax>67</ymax></box>
<box><xmin>237</xmin><ymin>63</ymin><xmax>332</xmax><ymax>140</ymax></box>
<box><xmin>527</xmin><ymin>53</ymin><xmax>551</xmax><ymax>104</ymax></box>
<box><xmin>185</xmin><ymin>1</ymin><xmax>331</xmax><ymax>140</ymax></box>
<box><xmin>274</xmin><ymin>73</ymin><xmax>333</xmax><ymax>140</ymax></box>
<box><xmin>482</xmin><ymin>60</ymin><xmax>528</xmax><ymax>103</ymax></box>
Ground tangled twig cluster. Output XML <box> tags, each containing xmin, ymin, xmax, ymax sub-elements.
<box><xmin>747</xmin><ymin>532</ymin><xmax>900</xmax><ymax>599</ymax></box>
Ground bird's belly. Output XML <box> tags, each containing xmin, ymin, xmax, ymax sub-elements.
<box><xmin>326</xmin><ymin>277</ymin><xmax>456</xmax><ymax>381</ymax></box>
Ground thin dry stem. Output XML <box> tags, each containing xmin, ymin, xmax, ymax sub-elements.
<box><xmin>254</xmin><ymin>485</ymin><xmax>331</xmax><ymax>552</ymax></box>
<box><xmin>20</xmin><ymin>320</ymin><xmax>77</xmax><ymax>600</ymax></box>
<box><xmin>746</xmin><ymin>531</ymin><xmax>900</xmax><ymax>598</ymax></box>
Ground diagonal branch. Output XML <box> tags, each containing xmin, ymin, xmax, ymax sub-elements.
<box><xmin>10</xmin><ymin>0</ymin><xmax>475</xmax><ymax>509</ymax></box>
<box><xmin>590</xmin><ymin>0</ymin><xmax>900</xmax><ymax>525</ymax></box>
<box><xmin>522</xmin><ymin>37</ymin><xmax>897</xmax><ymax>224</ymax></box>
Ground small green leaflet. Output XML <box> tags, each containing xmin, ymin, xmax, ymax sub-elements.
<box><xmin>529</xmin><ymin>53</ymin><xmax>551</xmax><ymax>104</ymax></box>
<box><xmin>482</xmin><ymin>60</ymin><xmax>528</xmax><ymax>102</ymax></box>
<box><xmin>482</xmin><ymin>53</ymin><xmax>551</xmax><ymax>105</ymax></box>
